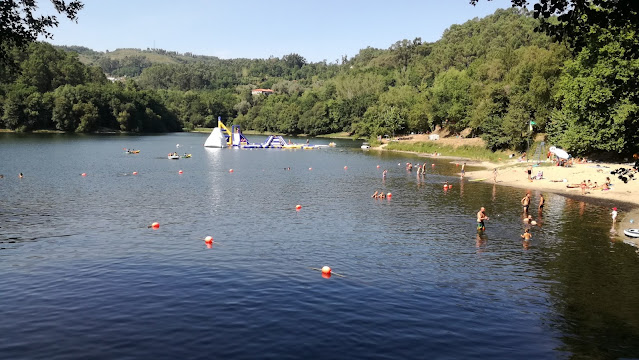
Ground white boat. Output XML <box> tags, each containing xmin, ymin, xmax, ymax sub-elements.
<box><xmin>168</xmin><ymin>153</ymin><xmax>180</xmax><ymax>160</ymax></box>
<box><xmin>361</xmin><ymin>142</ymin><xmax>371</xmax><ymax>150</ymax></box>
<box><xmin>623</xmin><ymin>228</ymin><xmax>639</xmax><ymax>238</ymax></box>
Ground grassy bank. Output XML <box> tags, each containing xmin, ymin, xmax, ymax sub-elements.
<box><xmin>385</xmin><ymin>141</ymin><xmax>508</xmax><ymax>162</ymax></box>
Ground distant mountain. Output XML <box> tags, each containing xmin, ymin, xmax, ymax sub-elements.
<box><xmin>55</xmin><ymin>46</ymin><xmax>224</xmax><ymax>77</ymax></box>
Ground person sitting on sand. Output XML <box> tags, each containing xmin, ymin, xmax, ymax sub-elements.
<box><xmin>521</xmin><ymin>228</ymin><xmax>532</xmax><ymax>240</ymax></box>
<box><xmin>587</xmin><ymin>180</ymin><xmax>592</xmax><ymax>189</ymax></box>
<box><xmin>602</xmin><ymin>182</ymin><xmax>610</xmax><ymax>190</ymax></box>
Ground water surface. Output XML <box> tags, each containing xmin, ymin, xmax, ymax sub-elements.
<box><xmin>1</xmin><ymin>133</ymin><xmax>638</xmax><ymax>359</ymax></box>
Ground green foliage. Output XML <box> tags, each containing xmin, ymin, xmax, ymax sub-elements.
<box><xmin>385</xmin><ymin>141</ymin><xmax>507</xmax><ymax>162</ymax></box>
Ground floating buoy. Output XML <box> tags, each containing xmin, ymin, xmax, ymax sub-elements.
<box><xmin>344</xmin><ymin>166</ymin><xmax>348</xmax><ymax>170</ymax></box>
<box><xmin>229</xmin><ymin>169</ymin><xmax>234</xmax><ymax>173</ymax></box>
<box><xmin>132</xmin><ymin>171</ymin><xmax>138</xmax><ymax>175</ymax></box>
<box><xmin>321</xmin><ymin>266</ymin><xmax>331</xmax><ymax>274</ymax></box>
<box><xmin>377</xmin><ymin>165</ymin><xmax>380</xmax><ymax>169</ymax></box>
<box><xmin>387</xmin><ymin>193</ymin><xmax>392</xmax><ymax>198</ymax></box>
<box><xmin>296</xmin><ymin>204</ymin><xmax>302</xmax><ymax>210</ymax></box>
<box><xmin>206</xmin><ymin>242</ymin><xmax>213</xmax><ymax>249</ymax></box>
<box><xmin>178</xmin><ymin>170</ymin><xmax>183</xmax><ymax>174</ymax></box>
<box><xmin>443</xmin><ymin>185</ymin><xmax>448</xmax><ymax>189</ymax></box>
<box><xmin>151</xmin><ymin>222</ymin><xmax>160</xmax><ymax>229</ymax></box>
<box><xmin>204</xmin><ymin>236</ymin><xmax>213</xmax><ymax>244</ymax></box>
<box><xmin>81</xmin><ymin>173</ymin><xmax>87</xmax><ymax>177</ymax></box>
<box><xmin>309</xmin><ymin>167</ymin><xmax>312</xmax><ymax>171</ymax></box>
<box><xmin>322</xmin><ymin>272</ymin><xmax>332</xmax><ymax>279</ymax></box>
<box><xmin>432</xmin><ymin>164</ymin><xmax>435</xmax><ymax>167</ymax></box>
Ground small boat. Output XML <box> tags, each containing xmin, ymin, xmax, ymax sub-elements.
<box><xmin>168</xmin><ymin>153</ymin><xmax>180</xmax><ymax>160</ymax></box>
<box><xmin>361</xmin><ymin>142</ymin><xmax>371</xmax><ymax>150</ymax></box>
<box><xmin>623</xmin><ymin>229</ymin><xmax>639</xmax><ymax>238</ymax></box>
<box><xmin>328</xmin><ymin>142</ymin><xmax>336</xmax><ymax>147</ymax></box>
<box><xmin>181</xmin><ymin>154</ymin><xmax>192</xmax><ymax>158</ymax></box>
<box><xmin>125</xmin><ymin>149</ymin><xmax>140</xmax><ymax>154</ymax></box>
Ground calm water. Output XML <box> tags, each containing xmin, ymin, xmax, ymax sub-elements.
<box><xmin>1</xmin><ymin>133</ymin><xmax>639</xmax><ymax>359</ymax></box>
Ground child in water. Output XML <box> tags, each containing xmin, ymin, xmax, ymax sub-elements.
<box><xmin>521</xmin><ymin>228</ymin><xmax>532</xmax><ymax>240</ymax></box>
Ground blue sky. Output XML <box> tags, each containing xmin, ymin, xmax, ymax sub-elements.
<box><xmin>40</xmin><ymin>0</ymin><xmax>514</xmax><ymax>62</ymax></box>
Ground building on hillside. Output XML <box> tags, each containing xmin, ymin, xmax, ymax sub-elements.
<box><xmin>251</xmin><ymin>88</ymin><xmax>274</xmax><ymax>96</ymax></box>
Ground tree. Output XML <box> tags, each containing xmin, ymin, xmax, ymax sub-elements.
<box><xmin>0</xmin><ymin>0</ymin><xmax>84</xmax><ymax>63</ymax></box>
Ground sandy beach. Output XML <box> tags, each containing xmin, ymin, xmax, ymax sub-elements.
<box><xmin>377</xmin><ymin>141</ymin><xmax>639</xmax><ymax>247</ymax></box>
<box><xmin>465</xmin><ymin>160</ymin><xmax>639</xmax><ymax>246</ymax></box>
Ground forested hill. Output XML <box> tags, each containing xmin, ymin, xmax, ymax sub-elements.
<box><xmin>3</xmin><ymin>7</ymin><xmax>638</xmax><ymax>156</ymax></box>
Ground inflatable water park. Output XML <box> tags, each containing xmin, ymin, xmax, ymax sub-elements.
<box><xmin>204</xmin><ymin>117</ymin><xmax>333</xmax><ymax>149</ymax></box>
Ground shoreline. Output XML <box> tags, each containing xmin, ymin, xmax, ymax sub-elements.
<box><xmin>375</xmin><ymin>146</ymin><xmax>639</xmax><ymax>247</ymax></box>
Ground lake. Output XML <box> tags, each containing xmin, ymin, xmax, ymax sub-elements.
<box><xmin>1</xmin><ymin>132</ymin><xmax>639</xmax><ymax>359</ymax></box>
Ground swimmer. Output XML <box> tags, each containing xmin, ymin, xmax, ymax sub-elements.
<box><xmin>382</xmin><ymin>169</ymin><xmax>388</xmax><ymax>179</ymax></box>
<box><xmin>523</xmin><ymin>215</ymin><xmax>533</xmax><ymax>224</ymax></box>
<box><xmin>379</xmin><ymin>192</ymin><xmax>386</xmax><ymax>199</ymax></box>
<box><xmin>372</xmin><ymin>191</ymin><xmax>379</xmax><ymax>198</ymax></box>
<box><xmin>19</xmin><ymin>173</ymin><xmax>23</xmax><ymax>178</ymax></box>
<box><xmin>476</xmin><ymin>207</ymin><xmax>489</xmax><ymax>231</ymax></box>
<box><xmin>521</xmin><ymin>228</ymin><xmax>532</xmax><ymax>240</ymax></box>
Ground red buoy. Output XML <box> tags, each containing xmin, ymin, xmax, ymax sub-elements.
<box><xmin>296</xmin><ymin>204</ymin><xmax>302</xmax><ymax>210</ymax></box>
<box><xmin>229</xmin><ymin>169</ymin><xmax>234</xmax><ymax>173</ymax></box>
<box><xmin>151</xmin><ymin>222</ymin><xmax>160</xmax><ymax>229</ymax></box>
<box><xmin>81</xmin><ymin>173</ymin><xmax>87</xmax><ymax>177</ymax></box>
<box><xmin>178</xmin><ymin>170</ymin><xmax>183</xmax><ymax>174</ymax></box>
<box><xmin>132</xmin><ymin>171</ymin><xmax>138</xmax><ymax>175</ymax></box>
<box><xmin>322</xmin><ymin>266</ymin><xmax>331</xmax><ymax>274</ymax></box>
<box><xmin>204</xmin><ymin>236</ymin><xmax>213</xmax><ymax>244</ymax></box>
<box><xmin>344</xmin><ymin>166</ymin><xmax>348</xmax><ymax>170</ymax></box>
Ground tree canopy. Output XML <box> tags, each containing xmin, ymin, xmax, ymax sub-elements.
<box><xmin>0</xmin><ymin>0</ymin><xmax>83</xmax><ymax>63</ymax></box>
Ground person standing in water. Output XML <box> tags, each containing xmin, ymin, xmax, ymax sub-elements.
<box><xmin>476</xmin><ymin>207</ymin><xmax>489</xmax><ymax>231</ymax></box>
<box><xmin>521</xmin><ymin>193</ymin><xmax>531</xmax><ymax>213</ymax></box>
<box><xmin>611</xmin><ymin>207</ymin><xmax>618</xmax><ymax>223</ymax></box>
<box><xmin>521</xmin><ymin>228</ymin><xmax>532</xmax><ymax>240</ymax></box>
<box><xmin>493</xmin><ymin>168</ymin><xmax>498</xmax><ymax>183</ymax></box>
<box><xmin>538</xmin><ymin>194</ymin><xmax>545</xmax><ymax>212</ymax></box>
<box><xmin>461</xmin><ymin>162</ymin><xmax>466</xmax><ymax>178</ymax></box>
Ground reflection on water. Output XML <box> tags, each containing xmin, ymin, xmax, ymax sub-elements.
<box><xmin>0</xmin><ymin>133</ymin><xmax>638</xmax><ymax>359</ymax></box>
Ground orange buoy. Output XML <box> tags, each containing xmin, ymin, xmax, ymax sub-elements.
<box><xmin>443</xmin><ymin>185</ymin><xmax>448</xmax><ymax>189</ymax></box>
<box><xmin>151</xmin><ymin>222</ymin><xmax>160</xmax><ymax>229</ymax></box>
<box><xmin>377</xmin><ymin>165</ymin><xmax>380</xmax><ymax>169</ymax></box>
<box><xmin>178</xmin><ymin>170</ymin><xmax>183</xmax><ymax>174</ymax></box>
<box><xmin>432</xmin><ymin>164</ymin><xmax>435</xmax><ymax>167</ymax></box>
<box><xmin>387</xmin><ymin>192</ymin><xmax>392</xmax><ymax>198</ymax></box>
<box><xmin>132</xmin><ymin>171</ymin><xmax>138</xmax><ymax>175</ymax></box>
<box><xmin>309</xmin><ymin>167</ymin><xmax>312</xmax><ymax>171</ymax></box>
<box><xmin>81</xmin><ymin>173</ymin><xmax>87</xmax><ymax>177</ymax></box>
<box><xmin>206</xmin><ymin>242</ymin><xmax>213</xmax><ymax>249</ymax></box>
<box><xmin>204</xmin><ymin>236</ymin><xmax>213</xmax><ymax>244</ymax></box>
<box><xmin>296</xmin><ymin>204</ymin><xmax>302</xmax><ymax>210</ymax></box>
<box><xmin>321</xmin><ymin>266</ymin><xmax>331</xmax><ymax>274</ymax></box>
<box><xmin>229</xmin><ymin>169</ymin><xmax>234</xmax><ymax>173</ymax></box>
<box><xmin>322</xmin><ymin>272</ymin><xmax>332</xmax><ymax>279</ymax></box>
<box><xmin>344</xmin><ymin>166</ymin><xmax>348</xmax><ymax>170</ymax></box>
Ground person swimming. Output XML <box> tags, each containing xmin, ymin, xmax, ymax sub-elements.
<box><xmin>521</xmin><ymin>228</ymin><xmax>532</xmax><ymax>240</ymax></box>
